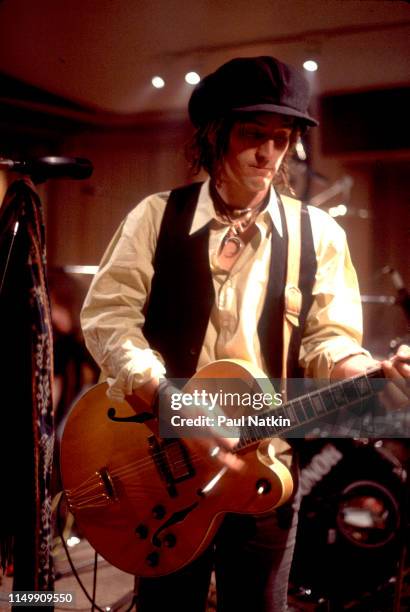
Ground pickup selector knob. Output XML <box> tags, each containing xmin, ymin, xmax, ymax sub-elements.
<box><xmin>256</xmin><ymin>478</ymin><xmax>271</xmax><ymax>495</ymax></box>
<box><xmin>146</xmin><ymin>551</ymin><xmax>159</xmax><ymax>567</ymax></box>
<box><xmin>135</xmin><ymin>524</ymin><xmax>149</xmax><ymax>539</ymax></box>
<box><xmin>163</xmin><ymin>533</ymin><xmax>176</xmax><ymax>548</ymax></box>
<box><xmin>152</xmin><ymin>504</ymin><xmax>166</xmax><ymax>519</ymax></box>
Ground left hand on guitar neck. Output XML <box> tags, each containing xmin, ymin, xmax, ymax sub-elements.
<box><xmin>332</xmin><ymin>344</ymin><xmax>410</xmax><ymax>407</ymax></box>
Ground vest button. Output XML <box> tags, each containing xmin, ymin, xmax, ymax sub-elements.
<box><xmin>189</xmin><ymin>348</ymin><xmax>197</xmax><ymax>355</ymax></box>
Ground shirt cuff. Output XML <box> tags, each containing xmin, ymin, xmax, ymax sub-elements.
<box><xmin>106</xmin><ymin>344</ymin><xmax>166</xmax><ymax>401</ymax></box>
<box><xmin>303</xmin><ymin>340</ymin><xmax>371</xmax><ymax>379</ymax></box>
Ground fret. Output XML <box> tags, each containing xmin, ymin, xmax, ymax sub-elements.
<box><xmin>353</xmin><ymin>374</ymin><xmax>373</xmax><ymax>398</ymax></box>
<box><xmin>365</xmin><ymin>368</ymin><xmax>385</xmax><ymax>398</ymax></box>
<box><xmin>309</xmin><ymin>393</ymin><xmax>326</xmax><ymax>416</ymax></box>
<box><xmin>242</xmin><ymin>425</ymin><xmax>257</xmax><ymax>444</ymax></box>
<box><xmin>292</xmin><ymin>399</ymin><xmax>307</xmax><ymax>425</ymax></box>
<box><xmin>284</xmin><ymin>402</ymin><xmax>297</xmax><ymax>427</ymax></box>
<box><xmin>319</xmin><ymin>388</ymin><xmax>337</xmax><ymax>413</ymax></box>
<box><xmin>272</xmin><ymin>413</ymin><xmax>287</xmax><ymax>436</ymax></box>
<box><xmin>248</xmin><ymin>423</ymin><xmax>260</xmax><ymax>441</ymax></box>
<box><xmin>330</xmin><ymin>383</ymin><xmax>347</xmax><ymax>407</ymax></box>
<box><xmin>304</xmin><ymin>398</ymin><xmax>315</xmax><ymax>422</ymax></box>
<box><xmin>240</xmin><ymin>427</ymin><xmax>253</xmax><ymax>446</ymax></box>
<box><xmin>273</xmin><ymin>408</ymin><xmax>286</xmax><ymax>423</ymax></box>
<box><xmin>340</xmin><ymin>379</ymin><xmax>359</xmax><ymax>404</ymax></box>
<box><xmin>260</xmin><ymin>423</ymin><xmax>273</xmax><ymax>439</ymax></box>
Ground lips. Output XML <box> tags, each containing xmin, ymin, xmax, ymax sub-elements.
<box><xmin>249</xmin><ymin>166</ymin><xmax>273</xmax><ymax>176</ymax></box>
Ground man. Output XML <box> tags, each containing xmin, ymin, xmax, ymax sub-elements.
<box><xmin>81</xmin><ymin>57</ymin><xmax>409</xmax><ymax>611</ymax></box>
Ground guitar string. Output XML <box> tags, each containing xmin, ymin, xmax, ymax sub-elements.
<box><xmin>64</xmin><ymin>436</ymin><xmax>219</xmax><ymax>495</ymax></box>
<box><xmin>66</xmin><ymin>368</ymin><xmax>385</xmax><ymax>505</ymax></box>
<box><xmin>66</xmin><ymin>452</ymin><xmax>208</xmax><ymax>501</ymax></box>
<box><xmin>66</xmin><ymin>422</ymin><xmax>273</xmax><ymax>501</ymax></box>
<box><xmin>67</xmin><ymin>468</ymin><xmax>207</xmax><ymax>508</ymax></box>
<box><xmin>67</xmin><ymin>413</ymin><xmax>276</xmax><ymax>500</ymax></box>
<box><xmin>66</xmin><ymin>407</ymin><xmax>299</xmax><ymax>501</ymax></box>
<box><xmin>66</xmin><ymin>450</ymin><xmax>218</xmax><ymax>505</ymax></box>
<box><xmin>65</xmin><ymin>443</ymin><xmax>201</xmax><ymax>493</ymax></box>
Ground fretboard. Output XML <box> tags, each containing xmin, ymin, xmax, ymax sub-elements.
<box><xmin>237</xmin><ymin>366</ymin><xmax>384</xmax><ymax>450</ymax></box>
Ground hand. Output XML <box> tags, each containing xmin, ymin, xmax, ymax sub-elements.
<box><xmin>131</xmin><ymin>378</ymin><xmax>243</xmax><ymax>471</ymax></box>
<box><xmin>165</xmin><ymin>382</ymin><xmax>243</xmax><ymax>472</ymax></box>
<box><xmin>125</xmin><ymin>377</ymin><xmax>160</xmax><ymax>414</ymax></box>
<box><xmin>381</xmin><ymin>344</ymin><xmax>410</xmax><ymax>379</ymax></box>
<box><xmin>331</xmin><ymin>347</ymin><xmax>409</xmax><ymax>414</ymax></box>
<box><xmin>380</xmin><ymin>344</ymin><xmax>410</xmax><ymax>407</ymax></box>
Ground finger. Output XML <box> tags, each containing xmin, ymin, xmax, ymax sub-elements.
<box><xmin>381</xmin><ymin>360</ymin><xmax>410</xmax><ymax>403</ymax></box>
<box><xmin>218</xmin><ymin>436</ymin><xmax>240</xmax><ymax>450</ymax></box>
<box><xmin>383</xmin><ymin>358</ymin><xmax>410</xmax><ymax>381</ymax></box>
<box><xmin>216</xmin><ymin>448</ymin><xmax>245</xmax><ymax>471</ymax></box>
<box><xmin>392</xmin><ymin>345</ymin><xmax>410</xmax><ymax>375</ymax></box>
<box><xmin>396</xmin><ymin>344</ymin><xmax>410</xmax><ymax>359</ymax></box>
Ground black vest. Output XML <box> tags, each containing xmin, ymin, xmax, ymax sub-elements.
<box><xmin>143</xmin><ymin>182</ymin><xmax>316</xmax><ymax>381</ymax></box>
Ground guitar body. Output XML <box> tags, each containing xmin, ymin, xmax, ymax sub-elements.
<box><xmin>60</xmin><ymin>360</ymin><xmax>293</xmax><ymax>576</ymax></box>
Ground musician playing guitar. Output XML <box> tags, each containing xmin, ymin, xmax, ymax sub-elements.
<box><xmin>80</xmin><ymin>57</ymin><xmax>410</xmax><ymax>612</ymax></box>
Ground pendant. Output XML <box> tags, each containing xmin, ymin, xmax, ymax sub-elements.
<box><xmin>221</xmin><ymin>234</ymin><xmax>244</xmax><ymax>258</ymax></box>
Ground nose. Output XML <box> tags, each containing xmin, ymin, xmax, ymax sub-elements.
<box><xmin>256</xmin><ymin>139</ymin><xmax>275</xmax><ymax>162</ymax></box>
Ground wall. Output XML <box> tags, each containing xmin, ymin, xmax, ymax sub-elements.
<box><xmin>45</xmin><ymin>117</ymin><xmax>194</xmax><ymax>266</ymax></box>
<box><xmin>2</xmin><ymin>107</ymin><xmax>408</xmax><ymax>358</ymax></box>
<box><xmin>310</xmin><ymin>127</ymin><xmax>409</xmax><ymax>357</ymax></box>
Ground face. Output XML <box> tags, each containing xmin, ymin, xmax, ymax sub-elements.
<box><xmin>217</xmin><ymin>113</ymin><xmax>294</xmax><ymax>205</ymax></box>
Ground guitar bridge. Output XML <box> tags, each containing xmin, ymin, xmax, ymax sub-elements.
<box><xmin>65</xmin><ymin>467</ymin><xmax>118</xmax><ymax>510</ymax></box>
<box><xmin>98</xmin><ymin>467</ymin><xmax>118</xmax><ymax>501</ymax></box>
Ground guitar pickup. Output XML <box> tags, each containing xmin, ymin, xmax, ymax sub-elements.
<box><xmin>148</xmin><ymin>436</ymin><xmax>196</xmax><ymax>497</ymax></box>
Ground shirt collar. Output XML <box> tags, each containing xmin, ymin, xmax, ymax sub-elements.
<box><xmin>189</xmin><ymin>178</ymin><xmax>283</xmax><ymax>238</ymax></box>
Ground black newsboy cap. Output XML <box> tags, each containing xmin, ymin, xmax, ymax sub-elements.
<box><xmin>188</xmin><ymin>56</ymin><xmax>318</xmax><ymax>128</ymax></box>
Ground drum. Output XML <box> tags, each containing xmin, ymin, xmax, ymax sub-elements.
<box><xmin>290</xmin><ymin>440</ymin><xmax>406</xmax><ymax>606</ymax></box>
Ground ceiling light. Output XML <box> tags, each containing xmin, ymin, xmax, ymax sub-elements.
<box><xmin>303</xmin><ymin>60</ymin><xmax>318</xmax><ymax>72</ymax></box>
<box><xmin>185</xmin><ymin>71</ymin><xmax>200</xmax><ymax>85</ymax></box>
<box><xmin>151</xmin><ymin>76</ymin><xmax>165</xmax><ymax>89</ymax></box>
<box><xmin>329</xmin><ymin>204</ymin><xmax>347</xmax><ymax>218</ymax></box>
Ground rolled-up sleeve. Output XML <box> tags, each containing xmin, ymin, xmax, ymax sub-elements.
<box><xmin>299</xmin><ymin>207</ymin><xmax>370</xmax><ymax>378</ymax></box>
<box><xmin>81</xmin><ymin>193</ymin><xmax>168</xmax><ymax>400</ymax></box>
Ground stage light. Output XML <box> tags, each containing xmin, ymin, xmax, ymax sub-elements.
<box><xmin>67</xmin><ymin>536</ymin><xmax>81</xmax><ymax>547</ymax></box>
<box><xmin>303</xmin><ymin>60</ymin><xmax>318</xmax><ymax>72</ymax></box>
<box><xmin>329</xmin><ymin>204</ymin><xmax>347</xmax><ymax>218</ymax></box>
<box><xmin>151</xmin><ymin>76</ymin><xmax>165</xmax><ymax>89</ymax></box>
<box><xmin>185</xmin><ymin>71</ymin><xmax>201</xmax><ymax>85</ymax></box>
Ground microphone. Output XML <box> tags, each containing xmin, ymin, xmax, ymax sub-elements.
<box><xmin>0</xmin><ymin>156</ymin><xmax>93</xmax><ymax>181</ymax></box>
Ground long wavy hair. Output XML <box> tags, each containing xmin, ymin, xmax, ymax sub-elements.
<box><xmin>186</xmin><ymin>113</ymin><xmax>301</xmax><ymax>196</ymax></box>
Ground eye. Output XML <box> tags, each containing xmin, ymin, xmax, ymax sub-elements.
<box><xmin>239</xmin><ymin>127</ymin><xmax>265</xmax><ymax>140</ymax></box>
<box><xmin>274</xmin><ymin>134</ymin><xmax>289</xmax><ymax>147</ymax></box>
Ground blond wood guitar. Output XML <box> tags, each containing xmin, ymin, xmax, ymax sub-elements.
<box><xmin>61</xmin><ymin>357</ymin><xmax>385</xmax><ymax>576</ymax></box>
<box><xmin>60</xmin><ymin>359</ymin><xmax>293</xmax><ymax>576</ymax></box>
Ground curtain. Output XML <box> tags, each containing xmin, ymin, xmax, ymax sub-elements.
<box><xmin>0</xmin><ymin>177</ymin><xmax>54</xmax><ymax>590</ymax></box>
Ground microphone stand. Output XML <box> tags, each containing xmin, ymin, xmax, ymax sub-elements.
<box><xmin>0</xmin><ymin>156</ymin><xmax>93</xmax><ymax>298</ymax></box>
<box><xmin>0</xmin><ymin>156</ymin><xmax>93</xmax><ymax>183</ymax></box>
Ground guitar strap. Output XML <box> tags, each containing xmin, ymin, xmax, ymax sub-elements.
<box><xmin>281</xmin><ymin>195</ymin><xmax>302</xmax><ymax>401</ymax></box>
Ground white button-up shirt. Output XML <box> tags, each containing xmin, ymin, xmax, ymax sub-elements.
<box><xmin>81</xmin><ymin>180</ymin><xmax>368</xmax><ymax>400</ymax></box>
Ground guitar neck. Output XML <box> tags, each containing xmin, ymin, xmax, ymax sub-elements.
<box><xmin>236</xmin><ymin>366</ymin><xmax>384</xmax><ymax>449</ymax></box>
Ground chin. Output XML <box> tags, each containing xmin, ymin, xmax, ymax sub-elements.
<box><xmin>245</xmin><ymin>176</ymin><xmax>271</xmax><ymax>193</ymax></box>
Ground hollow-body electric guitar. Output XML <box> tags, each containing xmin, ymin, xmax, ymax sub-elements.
<box><xmin>60</xmin><ymin>358</ymin><xmax>385</xmax><ymax>576</ymax></box>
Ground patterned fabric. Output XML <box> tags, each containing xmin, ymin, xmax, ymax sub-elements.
<box><xmin>0</xmin><ymin>178</ymin><xmax>54</xmax><ymax>590</ymax></box>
